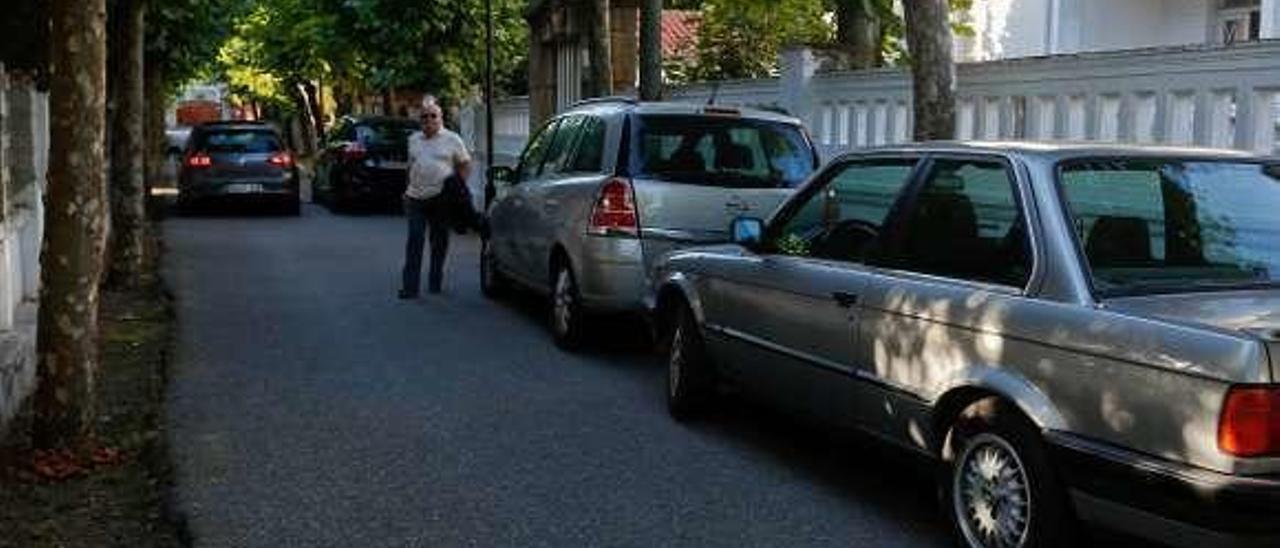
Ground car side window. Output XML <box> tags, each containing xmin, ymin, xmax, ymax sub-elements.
<box><xmin>568</xmin><ymin>116</ymin><xmax>607</xmax><ymax>173</ymax></box>
<box><xmin>518</xmin><ymin>120</ymin><xmax>558</xmax><ymax>183</ymax></box>
<box><xmin>883</xmin><ymin>158</ymin><xmax>1031</xmax><ymax>287</ymax></box>
<box><xmin>770</xmin><ymin>159</ymin><xmax>918</xmax><ymax>263</ymax></box>
<box><xmin>540</xmin><ymin>116</ymin><xmax>584</xmax><ymax>177</ymax></box>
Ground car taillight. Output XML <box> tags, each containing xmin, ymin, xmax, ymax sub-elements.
<box><xmin>587</xmin><ymin>178</ymin><xmax>639</xmax><ymax>237</ymax></box>
<box><xmin>341</xmin><ymin>143</ymin><xmax>367</xmax><ymax>161</ymax></box>
<box><xmin>186</xmin><ymin>152</ymin><xmax>212</xmax><ymax>168</ymax></box>
<box><xmin>1218</xmin><ymin>385</ymin><xmax>1280</xmax><ymax>457</ymax></box>
<box><xmin>269</xmin><ymin>152</ymin><xmax>295</xmax><ymax>168</ymax></box>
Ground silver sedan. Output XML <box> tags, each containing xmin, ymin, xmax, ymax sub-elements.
<box><xmin>652</xmin><ymin>142</ymin><xmax>1280</xmax><ymax>548</ymax></box>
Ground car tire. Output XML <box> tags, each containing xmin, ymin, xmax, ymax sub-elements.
<box><xmin>479</xmin><ymin>240</ymin><xmax>510</xmax><ymax>299</ymax></box>
<box><xmin>176</xmin><ymin>195</ymin><xmax>196</xmax><ymax>216</ymax></box>
<box><xmin>666</xmin><ymin>302</ymin><xmax>715</xmax><ymax>422</ymax></box>
<box><xmin>942</xmin><ymin>398</ymin><xmax>1073</xmax><ymax>548</ymax></box>
<box><xmin>549</xmin><ymin>260</ymin><xmax>585</xmax><ymax>350</ymax></box>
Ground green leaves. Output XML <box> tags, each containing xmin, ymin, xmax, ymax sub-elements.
<box><xmin>207</xmin><ymin>0</ymin><xmax>527</xmax><ymax>110</ymax></box>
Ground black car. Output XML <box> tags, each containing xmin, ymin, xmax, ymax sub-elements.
<box><xmin>177</xmin><ymin>121</ymin><xmax>301</xmax><ymax>215</ymax></box>
<box><xmin>314</xmin><ymin>116</ymin><xmax>418</xmax><ymax>211</ymax></box>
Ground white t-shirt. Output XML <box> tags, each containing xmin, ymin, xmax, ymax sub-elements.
<box><xmin>405</xmin><ymin>129</ymin><xmax>471</xmax><ymax>199</ymax></box>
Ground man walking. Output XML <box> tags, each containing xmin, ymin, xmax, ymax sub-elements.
<box><xmin>400</xmin><ymin>96</ymin><xmax>471</xmax><ymax>298</ymax></box>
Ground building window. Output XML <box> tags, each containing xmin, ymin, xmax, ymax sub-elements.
<box><xmin>1219</xmin><ymin>0</ymin><xmax>1262</xmax><ymax>45</ymax></box>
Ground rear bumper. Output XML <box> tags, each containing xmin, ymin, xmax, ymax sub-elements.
<box><xmin>340</xmin><ymin>167</ymin><xmax>407</xmax><ymax>201</ymax></box>
<box><xmin>180</xmin><ymin>173</ymin><xmax>298</xmax><ymax>201</ymax></box>
<box><xmin>576</xmin><ymin>235</ymin><xmax>646</xmax><ymax>312</ymax></box>
<box><xmin>1046</xmin><ymin>431</ymin><xmax>1280</xmax><ymax>547</ymax></box>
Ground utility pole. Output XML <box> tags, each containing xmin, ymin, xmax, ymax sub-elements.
<box><xmin>484</xmin><ymin>0</ymin><xmax>494</xmax><ymax>178</ymax></box>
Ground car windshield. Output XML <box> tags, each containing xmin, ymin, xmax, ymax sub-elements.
<box><xmin>357</xmin><ymin>121</ymin><xmax>417</xmax><ymax>148</ymax></box>
<box><xmin>635</xmin><ymin>114</ymin><xmax>816</xmax><ymax>189</ymax></box>
<box><xmin>197</xmin><ymin>129</ymin><xmax>281</xmax><ymax>153</ymax></box>
<box><xmin>1060</xmin><ymin>159</ymin><xmax>1280</xmax><ymax>296</ymax></box>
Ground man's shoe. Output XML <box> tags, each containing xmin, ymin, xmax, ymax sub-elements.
<box><xmin>398</xmin><ymin>290</ymin><xmax>418</xmax><ymax>300</ymax></box>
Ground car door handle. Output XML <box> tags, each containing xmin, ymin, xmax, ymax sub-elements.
<box><xmin>831</xmin><ymin>291</ymin><xmax>859</xmax><ymax>308</ymax></box>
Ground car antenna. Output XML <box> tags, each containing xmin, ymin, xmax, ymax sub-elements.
<box><xmin>707</xmin><ymin>82</ymin><xmax>720</xmax><ymax>106</ymax></box>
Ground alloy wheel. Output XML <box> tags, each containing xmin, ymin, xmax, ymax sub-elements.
<box><xmin>953</xmin><ymin>433</ymin><xmax>1032</xmax><ymax>548</ymax></box>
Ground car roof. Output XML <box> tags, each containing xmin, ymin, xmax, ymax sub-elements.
<box><xmin>340</xmin><ymin>115</ymin><xmax>417</xmax><ymax>126</ymax></box>
<box><xmin>835</xmin><ymin>140</ymin><xmax>1271</xmax><ymax>163</ymax></box>
<box><xmin>561</xmin><ymin>98</ymin><xmax>803</xmax><ymax>126</ymax></box>
<box><xmin>195</xmin><ymin>121</ymin><xmax>278</xmax><ymax>132</ymax></box>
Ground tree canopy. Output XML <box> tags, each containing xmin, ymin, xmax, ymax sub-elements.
<box><xmin>668</xmin><ymin>0</ymin><xmax>973</xmax><ymax>83</ymax></box>
<box><xmin>214</xmin><ymin>0</ymin><xmax>528</xmax><ymax>112</ymax></box>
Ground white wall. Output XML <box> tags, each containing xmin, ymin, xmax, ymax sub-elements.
<box><xmin>957</xmin><ymin>0</ymin><xmax>1052</xmax><ymax>62</ymax></box>
<box><xmin>960</xmin><ymin>0</ymin><xmax>1215</xmax><ymax>61</ymax></box>
<box><xmin>1062</xmin><ymin>0</ymin><xmax>1210</xmax><ymax>53</ymax></box>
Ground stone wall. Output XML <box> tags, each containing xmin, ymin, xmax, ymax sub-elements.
<box><xmin>0</xmin><ymin>64</ymin><xmax>47</xmax><ymax>434</ymax></box>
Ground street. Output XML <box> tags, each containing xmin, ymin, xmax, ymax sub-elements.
<box><xmin>163</xmin><ymin>205</ymin><xmax>951</xmax><ymax>547</ymax></box>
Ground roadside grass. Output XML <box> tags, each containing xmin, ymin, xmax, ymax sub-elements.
<box><xmin>0</xmin><ymin>281</ymin><xmax>186</xmax><ymax>548</ymax></box>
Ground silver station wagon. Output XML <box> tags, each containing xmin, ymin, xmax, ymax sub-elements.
<box><xmin>483</xmin><ymin>99</ymin><xmax>818</xmax><ymax>349</ymax></box>
<box><xmin>651</xmin><ymin>142</ymin><xmax>1280</xmax><ymax>548</ymax></box>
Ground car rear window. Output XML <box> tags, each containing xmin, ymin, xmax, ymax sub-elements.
<box><xmin>357</xmin><ymin>121</ymin><xmax>417</xmax><ymax>148</ymax></box>
<box><xmin>195</xmin><ymin>129</ymin><xmax>281</xmax><ymax>153</ymax></box>
<box><xmin>1060</xmin><ymin>159</ymin><xmax>1280</xmax><ymax>296</ymax></box>
<box><xmin>634</xmin><ymin>115</ymin><xmax>816</xmax><ymax>189</ymax></box>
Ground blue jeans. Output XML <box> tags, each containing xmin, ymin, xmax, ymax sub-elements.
<box><xmin>401</xmin><ymin>196</ymin><xmax>450</xmax><ymax>294</ymax></box>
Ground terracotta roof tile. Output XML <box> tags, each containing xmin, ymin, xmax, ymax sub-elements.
<box><xmin>661</xmin><ymin>10</ymin><xmax>700</xmax><ymax>58</ymax></box>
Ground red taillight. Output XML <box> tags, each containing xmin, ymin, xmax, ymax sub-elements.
<box><xmin>269</xmin><ymin>152</ymin><xmax>295</xmax><ymax>168</ymax></box>
<box><xmin>340</xmin><ymin>143</ymin><xmax>367</xmax><ymax>161</ymax></box>
<box><xmin>588</xmin><ymin>178</ymin><xmax>639</xmax><ymax>237</ymax></box>
<box><xmin>1219</xmin><ymin>386</ymin><xmax>1280</xmax><ymax>457</ymax></box>
<box><xmin>186</xmin><ymin>153</ymin><xmax>212</xmax><ymax>168</ymax></box>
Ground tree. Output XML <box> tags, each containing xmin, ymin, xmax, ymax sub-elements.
<box><xmin>902</xmin><ymin>0</ymin><xmax>956</xmax><ymax>140</ymax></box>
<box><xmin>108</xmin><ymin>0</ymin><xmax>149</xmax><ymax>286</ymax></box>
<box><xmin>587</xmin><ymin>0</ymin><xmax>613</xmax><ymax>97</ymax></box>
<box><xmin>639</xmin><ymin>0</ymin><xmax>662</xmax><ymax>100</ymax></box>
<box><xmin>833</xmin><ymin>0</ymin><xmax>883</xmax><ymax>69</ymax></box>
<box><xmin>36</xmin><ymin>0</ymin><xmax>110</xmax><ymax>449</ymax></box>
<box><xmin>687</xmin><ymin>0</ymin><xmax>831</xmax><ymax>81</ymax></box>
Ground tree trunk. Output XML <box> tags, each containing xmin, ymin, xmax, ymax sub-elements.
<box><xmin>108</xmin><ymin>0</ymin><xmax>148</xmax><ymax>287</ymax></box>
<box><xmin>902</xmin><ymin>0</ymin><xmax>956</xmax><ymax>141</ymax></box>
<box><xmin>36</xmin><ymin>0</ymin><xmax>109</xmax><ymax>450</ymax></box>
<box><xmin>292</xmin><ymin>84</ymin><xmax>317</xmax><ymax>155</ymax></box>
<box><xmin>587</xmin><ymin>0</ymin><xmax>613</xmax><ymax>97</ymax></box>
<box><xmin>302</xmin><ymin>80</ymin><xmax>324</xmax><ymax>141</ymax></box>
<box><xmin>836</xmin><ymin>0</ymin><xmax>882</xmax><ymax>69</ymax></box>
<box><xmin>638</xmin><ymin>0</ymin><xmax>662</xmax><ymax>100</ymax></box>
<box><xmin>382</xmin><ymin>88</ymin><xmax>393</xmax><ymax>116</ymax></box>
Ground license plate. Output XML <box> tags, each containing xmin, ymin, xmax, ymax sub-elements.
<box><xmin>225</xmin><ymin>183</ymin><xmax>264</xmax><ymax>194</ymax></box>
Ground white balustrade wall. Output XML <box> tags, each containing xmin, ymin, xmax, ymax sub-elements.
<box><xmin>463</xmin><ymin>41</ymin><xmax>1280</xmax><ymax>163</ymax></box>
<box><xmin>0</xmin><ymin>64</ymin><xmax>48</xmax><ymax>433</ymax></box>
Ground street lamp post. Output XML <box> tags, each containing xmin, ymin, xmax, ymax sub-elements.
<box><xmin>484</xmin><ymin>0</ymin><xmax>495</xmax><ymax>197</ymax></box>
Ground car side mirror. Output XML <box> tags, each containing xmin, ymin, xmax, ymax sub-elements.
<box><xmin>489</xmin><ymin>165</ymin><xmax>516</xmax><ymax>186</ymax></box>
<box><xmin>731</xmin><ymin>216</ymin><xmax>765</xmax><ymax>250</ymax></box>
<box><xmin>486</xmin><ymin>165</ymin><xmax>516</xmax><ymax>208</ymax></box>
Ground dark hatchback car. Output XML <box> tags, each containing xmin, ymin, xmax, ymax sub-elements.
<box><xmin>178</xmin><ymin>122</ymin><xmax>301</xmax><ymax>215</ymax></box>
<box><xmin>314</xmin><ymin>116</ymin><xmax>418</xmax><ymax>211</ymax></box>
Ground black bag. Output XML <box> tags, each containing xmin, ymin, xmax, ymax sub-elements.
<box><xmin>442</xmin><ymin>173</ymin><xmax>485</xmax><ymax>235</ymax></box>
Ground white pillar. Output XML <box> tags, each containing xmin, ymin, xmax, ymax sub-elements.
<box><xmin>778</xmin><ymin>46</ymin><xmax>818</xmax><ymax>129</ymax></box>
<box><xmin>1262</xmin><ymin>0</ymin><xmax>1280</xmax><ymax>39</ymax></box>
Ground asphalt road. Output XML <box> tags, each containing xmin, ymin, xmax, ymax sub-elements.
<box><xmin>164</xmin><ymin>204</ymin><xmax>952</xmax><ymax>547</ymax></box>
